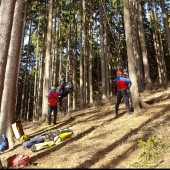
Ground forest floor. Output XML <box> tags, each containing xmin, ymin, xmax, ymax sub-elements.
<box><xmin>0</xmin><ymin>85</ymin><xmax>170</xmax><ymax>169</ymax></box>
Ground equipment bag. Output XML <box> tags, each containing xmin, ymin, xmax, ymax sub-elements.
<box><xmin>0</xmin><ymin>134</ymin><xmax>8</xmax><ymax>152</ymax></box>
<box><xmin>7</xmin><ymin>154</ymin><xmax>29</xmax><ymax>168</ymax></box>
<box><xmin>62</xmin><ymin>82</ymin><xmax>73</xmax><ymax>98</ymax></box>
<box><xmin>19</xmin><ymin>135</ymin><xmax>29</xmax><ymax>143</ymax></box>
<box><xmin>22</xmin><ymin>136</ymin><xmax>44</xmax><ymax>150</ymax></box>
<box><xmin>55</xmin><ymin>128</ymin><xmax>73</xmax><ymax>136</ymax></box>
<box><xmin>12</xmin><ymin>120</ymin><xmax>25</xmax><ymax>140</ymax></box>
<box><xmin>64</xmin><ymin>82</ymin><xmax>73</xmax><ymax>93</ymax></box>
<box><xmin>54</xmin><ymin>128</ymin><xmax>73</xmax><ymax>144</ymax></box>
<box><xmin>57</xmin><ymin>82</ymin><xmax>73</xmax><ymax>99</ymax></box>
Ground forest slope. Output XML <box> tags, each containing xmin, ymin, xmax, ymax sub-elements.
<box><xmin>0</xmin><ymin>85</ymin><xmax>170</xmax><ymax>169</ymax></box>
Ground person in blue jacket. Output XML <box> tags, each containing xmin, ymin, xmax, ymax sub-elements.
<box><xmin>114</xmin><ymin>70</ymin><xmax>132</xmax><ymax>118</ymax></box>
<box><xmin>122</xmin><ymin>68</ymin><xmax>132</xmax><ymax>104</ymax></box>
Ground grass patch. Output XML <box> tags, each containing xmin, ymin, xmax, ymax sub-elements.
<box><xmin>132</xmin><ymin>134</ymin><xmax>169</xmax><ymax>168</ymax></box>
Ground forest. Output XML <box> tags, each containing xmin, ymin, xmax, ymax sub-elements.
<box><xmin>0</xmin><ymin>0</ymin><xmax>170</xmax><ymax>160</ymax></box>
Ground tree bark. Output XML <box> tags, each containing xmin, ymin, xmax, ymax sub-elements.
<box><xmin>0</xmin><ymin>0</ymin><xmax>25</xmax><ymax>148</ymax></box>
<box><xmin>99</xmin><ymin>0</ymin><xmax>107</xmax><ymax>100</ymax></box>
<box><xmin>150</xmin><ymin>0</ymin><xmax>167</xmax><ymax>87</ymax></box>
<box><xmin>137</xmin><ymin>2</ymin><xmax>152</xmax><ymax>90</ymax></box>
<box><xmin>123</xmin><ymin>0</ymin><xmax>140</xmax><ymax>110</ymax></box>
<box><xmin>42</xmin><ymin>0</ymin><xmax>53</xmax><ymax>122</ymax></box>
<box><xmin>89</xmin><ymin>0</ymin><xmax>93</xmax><ymax>104</ymax></box>
<box><xmin>73</xmin><ymin>13</ymin><xmax>77</xmax><ymax>110</ymax></box>
<box><xmin>79</xmin><ymin>0</ymin><xmax>84</xmax><ymax>109</ymax></box>
<box><xmin>131</xmin><ymin>1</ymin><xmax>144</xmax><ymax>93</ymax></box>
<box><xmin>33</xmin><ymin>18</ymin><xmax>40</xmax><ymax>121</ymax></box>
<box><xmin>160</xmin><ymin>0</ymin><xmax>170</xmax><ymax>55</ymax></box>
<box><xmin>0</xmin><ymin>0</ymin><xmax>16</xmax><ymax>106</ymax></box>
<box><xmin>83</xmin><ymin>0</ymin><xmax>88</xmax><ymax>105</ymax></box>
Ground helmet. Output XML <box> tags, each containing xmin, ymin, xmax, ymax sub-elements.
<box><xmin>51</xmin><ymin>86</ymin><xmax>56</xmax><ymax>90</ymax></box>
<box><xmin>60</xmin><ymin>77</ymin><xmax>65</xmax><ymax>82</ymax></box>
<box><xmin>116</xmin><ymin>70</ymin><xmax>122</xmax><ymax>75</ymax></box>
<box><xmin>123</xmin><ymin>69</ymin><xmax>127</xmax><ymax>73</ymax></box>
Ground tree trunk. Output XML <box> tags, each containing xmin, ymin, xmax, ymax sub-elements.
<box><xmin>0</xmin><ymin>0</ymin><xmax>25</xmax><ymax>148</ymax></box>
<box><xmin>137</xmin><ymin>2</ymin><xmax>152</xmax><ymax>90</ymax></box>
<box><xmin>73</xmin><ymin>13</ymin><xmax>77</xmax><ymax>110</ymax></box>
<box><xmin>36</xmin><ymin>52</ymin><xmax>43</xmax><ymax>121</ymax></box>
<box><xmin>79</xmin><ymin>0</ymin><xmax>84</xmax><ymax>109</ymax></box>
<box><xmin>36</xmin><ymin>10</ymin><xmax>47</xmax><ymax>121</ymax></box>
<box><xmin>150</xmin><ymin>1</ymin><xmax>167</xmax><ymax>87</ymax></box>
<box><xmin>99</xmin><ymin>0</ymin><xmax>107</xmax><ymax>100</ymax></box>
<box><xmin>83</xmin><ymin>0</ymin><xmax>88</xmax><ymax>105</ymax></box>
<box><xmin>123</xmin><ymin>0</ymin><xmax>140</xmax><ymax>111</ymax></box>
<box><xmin>131</xmin><ymin>1</ymin><xmax>144</xmax><ymax>93</ymax></box>
<box><xmin>26</xmin><ymin>78</ymin><xmax>32</xmax><ymax>121</ymax></box>
<box><xmin>53</xmin><ymin>0</ymin><xmax>59</xmax><ymax>84</ymax></box>
<box><xmin>160</xmin><ymin>0</ymin><xmax>170</xmax><ymax>55</ymax></box>
<box><xmin>0</xmin><ymin>0</ymin><xmax>16</xmax><ymax>106</ymax></box>
<box><xmin>103</xmin><ymin>0</ymin><xmax>110</xmax><ymax>98</ymax></box>
<box><xmin>33</xmin><ymin>18</ymin><xmax>40</xmax><ymax>121</ymax></box>
<box><xmin>20</xmin><ymin>20</ymin><xmax>32</xmax><ymax>120</ymax></box>
<box><xmin>66</xmin><ymin>21</ymin><xmax>71</xmax><ymax>113</ymax></box>
<box><xmin>89</xmin><ymin>0</ymin><xmax>93</xmax><ymax>104</ymax></box>
<box><xmin>42</xmin><ymin>0</ymin><xmax>53</xmax><ymax>122</ymax></box>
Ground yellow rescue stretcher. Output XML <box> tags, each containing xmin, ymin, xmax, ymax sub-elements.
<box><xmin>31</xmin><ymin>128</ymin><xmax>73</xmax><ymax>152</ymax></box>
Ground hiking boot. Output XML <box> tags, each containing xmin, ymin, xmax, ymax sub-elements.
<box><xmin>114</xmin><ymin>114</ymin><xmax>118</xmax><ymax>119</ymax></box>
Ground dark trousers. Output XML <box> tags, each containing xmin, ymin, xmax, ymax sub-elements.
<box><xmin>127</xmin><ymin>89</ymin><xmax>131</xmax><ymax>103</ymax></box>
<box><xmin>48</xmin><ymin>105</ymin><xmax>57</xmax><ymax>125</ymax></box>
<box><xmin>114</xmin><ymin>88</ymin><xmax>131</xmax><ymax>115</ymax></box>
<box><xmin>58</xmin><ymin>95</ymin><xmax>67</xmax><ymax>113</ymax></box>
<box><xmin>58</xmin><ymin>96</ymin><xmax>62</xmax><ymax>106</ymax></box>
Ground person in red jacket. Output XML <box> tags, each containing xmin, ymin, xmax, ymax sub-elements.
<box><xmin>114</xmin><ymin>70</ymin><xmax>132</xmax><ymax>118</ymax></box>
<box><xmin>46</xmin><ymin>86</ymin><xmax>59</xmax><ymax>125</ymax></box>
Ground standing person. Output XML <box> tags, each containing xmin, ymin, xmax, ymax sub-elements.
<box><xmin>122</xmin><ymin>68</ymin><xmax>132</xmax><ymax>102</ymax></box>
<box><xmin>46</xmin><ymin>86</ymin><xmax>59</xmax><ymax>125</ymax></box>
<box><xmin>114</xmin><ymin>70</ymin><xmax>132</xmax><ymax>118</ymax></box>
<box><xmin>122</xmin><ymin>69</ymin><xmax>129</xmax><ymax>78</ymax></box>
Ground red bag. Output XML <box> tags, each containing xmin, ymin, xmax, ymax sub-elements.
<box><xmin>17</xmin><ymin>120</ymin><xmax>24</xmax><ymax>136</ymax></box>
<box><xmin>7</xmin><ymin>154</ymin><xmax>29</xmax><ymax>168</ymax></box>
<box><xmin>12</xmin><ymin>120</ymin><xmax>25</xmax><ymax>140</ymax></box>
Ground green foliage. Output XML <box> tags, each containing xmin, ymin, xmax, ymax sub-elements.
<box><xmin>132</xmin><ymin>135</ymin><xmax>168</xmax><ymax>168</ymax></box>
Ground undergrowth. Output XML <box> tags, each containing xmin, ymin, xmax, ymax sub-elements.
<box><xmin>132</xmin><ymin>134</ymin><xmax>169</xmax><ymax>168</ymax></box>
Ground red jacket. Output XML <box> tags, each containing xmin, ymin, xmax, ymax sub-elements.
<box><xmin>115</xmin><ymin>76</ymin><xmax>131</xmax><ymax>91</ymax></box>
<box><xmin>47</xmin><ymin>91</ymin><xmax>59</xmax><ymax>106</ymax></box>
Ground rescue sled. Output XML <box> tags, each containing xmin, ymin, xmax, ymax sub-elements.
<box><xmin>31</xmin><ymin>128</ymin><xmax>73</xmax><ymax>152</ymax></box>
<box><xmin>31</xmin><ymin>141</ymin><xmax>54</xmax><ymax>152</ymax></box>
